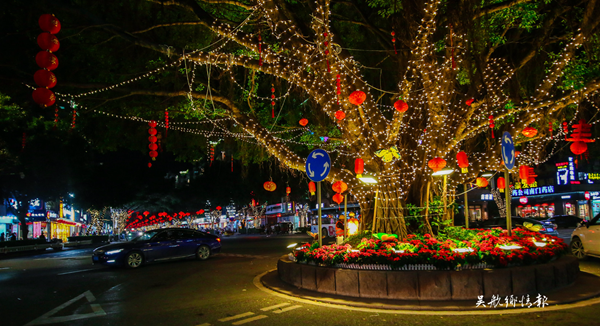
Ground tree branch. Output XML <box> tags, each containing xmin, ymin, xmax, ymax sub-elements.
<box><xmin>474</xmin><ymin>0</ymin><xmax>536</xmax><ymax>19</ymax></box>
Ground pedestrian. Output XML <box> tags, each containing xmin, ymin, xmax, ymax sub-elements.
<box><xmin>0</xmin><ymin>232</ymin><xmax>4</xmax><ymax>241</ymax></box>
<box><xmin>10</xmin><ymin>232</ymin><xmax>17</xmax><ymax>241</ymax></box>
<box><xmin>39</xmin><ymin>232</ymin><xmax>46</xmax><ymax>241</ymax></box>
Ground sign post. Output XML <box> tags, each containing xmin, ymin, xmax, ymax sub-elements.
<box><xmin>305</xmin><ymin>149</ymin><xmax>331</xmax><ymax>247</ymax></box>
<box><xmin>501</xmin><ymin>132</ymin><xmax>515</xmax><ymax>236</ymax></box>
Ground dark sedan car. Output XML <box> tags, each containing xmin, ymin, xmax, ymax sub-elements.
<box><xmin>543</xmin><ymin>215</ymin><xmax>584</xmax><ymax>228</ymax></box>
<box><xmin>92</xmin><ymin>228</ymin><xmax>221</xmax><ymax>268</ymax></box>
<box><xmin>471</xmin><ymin>217</ymin><xmax>559</xmax><ymax>237</ymax></box>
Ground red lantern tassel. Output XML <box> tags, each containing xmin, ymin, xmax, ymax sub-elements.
<box><xmin>53</xmin><ymin>106</ymin><xmax>58</xmax><ymax>130</ymax></box>
<box><xmin>21</xmin><ymin>132</ymin><xmax>26</xmax><ymax>152</ymax></box>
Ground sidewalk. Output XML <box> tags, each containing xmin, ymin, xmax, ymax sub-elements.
<box><xmin>258</xmin><ymin>267</ymin><xmax>600</xmax><ymax>312</ymax></box>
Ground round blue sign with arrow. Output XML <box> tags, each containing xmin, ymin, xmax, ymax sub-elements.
<box><xmin>306</xmin><ymin>149</ymin><xmax>331</xmax><ymax>182</ymax></box>
<box><xmin>501</xmin><ymin>131</ymin><xmax>515</xmax><ymax>170</ymax></box>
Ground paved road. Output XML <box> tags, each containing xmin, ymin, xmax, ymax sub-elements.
<box><xmin>1</xmin><ymin>232</ymin><xmax>599</xmax><ymax>326</ymax></box>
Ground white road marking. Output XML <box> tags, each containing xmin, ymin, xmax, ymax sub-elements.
<box><xmin>35</xmin><ymin>256</ymin><xmax>89</xmax><ymax>261</ymax></box>
<box><xmin>260</xmin><ymin>303</ymin><xmax>291</xmax><ymax>311</ymax></box>
<box><xmin>218</xmin><ymin>312</ymin><xmax>254</xmax><ymax>322</ymax></box>
<box><xmin>0</xmin><ymin>267</ymin><xmax>10</xmax><ymax>270</ymax></box>
<box><xmin>196</xmin><ymin>323</ymin><xmax>212</xmax><ymax>326</ymax></box>
<box><xmin>231</xmin><ymin>315</ymin><xmax>268</xmax><ymax>325</ymax></box>
<box><xmin>24</xmin><ymin>290</ymin><xmax>105</xmax><ymax>325</ymax></box>
<box><xmin>57</xmin><ymin>268</ymin><xmax>97</xmax><ymax>275</ymax></box>
<box><xmin>271</xmin><ymin>305</ymin><xmax>302</xmax><ymax>314</ymax></box>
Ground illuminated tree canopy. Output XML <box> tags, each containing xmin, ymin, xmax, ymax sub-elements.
<box><xmin>2</xmin><ymin>0</ymin><xmax>600</xmax><ymax>238</ymax></box>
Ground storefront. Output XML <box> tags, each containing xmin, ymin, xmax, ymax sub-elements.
<box><xmin>50</xmin><ymin>218</ymin><xmax>85</xmax><ymax>242</ymax></box>
<box><xmin>0</xmin><ymin>215</ymin><xmax>19</xmax><ymax>239</ymax></box>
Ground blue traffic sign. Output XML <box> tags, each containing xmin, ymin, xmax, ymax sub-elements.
<box><xmin>306</xmin><ymin>149</ymin><xmax>331</xmax><ymax>182</ymax></box>
<box><xmin>501</xmin><ymin>131</ymin><xmax>515</xmax><ymax>170</ymax></box>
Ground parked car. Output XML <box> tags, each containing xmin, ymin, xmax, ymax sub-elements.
<box><xmin>92</xmin><ymin>228</ymin><xmax>221</xmax><ymax>268</ymax></box>
<box><xmin>543</xmin><ymin>215</ymin><xmax>584</xmax><ymax>229</ymax></box>
<box><xmin>570</xmin><ymin>213</ymin><xmax>600</xmax><ymax>260</ymax></box>
<box><xmin>471</xmin><ymin>217</ymin><xmax>559</xmax><ymax>237</ymax></box>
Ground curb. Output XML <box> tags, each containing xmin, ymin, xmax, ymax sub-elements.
<box><xmin>254</xmin><ymin>269</ymin><xmax>600</xmax><ymax>315</ymax></box>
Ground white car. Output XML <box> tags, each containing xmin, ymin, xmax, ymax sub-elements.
<box><xmin>570</xmin><ymin>213</ymin><xmax>600</xmax><ymax>259</ymax></box>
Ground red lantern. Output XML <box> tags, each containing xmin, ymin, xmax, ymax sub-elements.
<box><xmin>476</xmin><ymin>177</ymin><xmax>488</xmax><ymax>188</ymax></box>
<box><xmin>148</xmin><ymin>128</ymin><xmax>157</xmax><ymax>135</ymax></box>
<box><xmin>216</xmin><ymin>206</ymin><xmax>222</xmax><ymax>211</ymax></box>
<box><xmin>497</xmin><ymin>177</ymin><xmax>505</xmax><ymax>193</ymax></box>
<box><xmin>35</xmin><ymin>51</ymin><xmax>58</xmax><ymax>70</ymax></box>
<box><xmin>149</xmin><ymin>143</ymin><xmax>158</xmax><ymax>151</ymax></box>
<box><xmin>149</xmin><ymin>150</ymin><xmax>158</xmax><ymax>159</ymax></box>
<box><xmin>335</xmin><ymin>110</ymin><xmax>345</xmax><ymax>120</ymax></box>
<box><xmin>308</xmin><ymin>182</ymin><xmax>316</xmax><ymax>195</ymax></box>
<box><xmin>521</xmin><ymin>126</ymin><xmax>538</xmax><ymax>138</ymax></box>
<box><xmin>519</xmin><ymin>196</ymin><xmax>528</xmax><ymax>204</ymax></box>
<box><xmin>466</xmin><ymin>98</ymin><xmax>475</xmax><ymax>106</ymax></box>
<box><xmin>37</xmin><ymin>33</ymin><xmax>60</xmax><ymax>52</ymax></box>
<box><xmin>456</xmin><ymin>151</ymin><xmax>468</xmax><ymax>173</ymax></box>
<box><xmin>332</xmin><ymin>193</ymin><xmax>344</xmax><ymax>204</ymax></box>
<box><xmin>355</xmin><ymin>158</ymin><xmax>364</xmax><ymax>178</ymax></box>
<box><xmin>148</xmin><ymin>135</ymin><xmax>157</xmax><ymax>143</ymax></box>
<box><xmin>332</xmin><ymin>181</ymin><xmax>348</xmax><ymax>194</ymax></box>
<box><xmin>39</xmin><ymin>14</ymin><xmax>61</xmax><ymax>34</ymax></box>
<box><xmin>263</xmin><ymin>181</ymin><xmax>277</xmax><ymax>192</ymax></box>
<box><xmin>570</xmin><ymin>141</ymin><xmax>587</xmax><ymax>155</ymax></box>
<box><xmin>519</xmin><ymin>165</ymin><xmax>529</xmax><ymax>183</ymax></box>
<box><xmin>348</xmin><ymin>91</ymin><xmax>366</xmax><ymax>106</ymax></box>
<box><xmin>32</xmin><ymin>87</ymin><xmax>55</xmax><ymax>107</ymax></box>
<box><xmin>148</xmin><ymin>162</ymin><xmax>152</xmax><ymax>168</ymax></box>
<box><xmin>34</xmin><ymin>69</ymin><xmax>57</xmax><ymax>88</ymax></box>
<box><xmin>428</xmin><ymin>157</ymin><xmax>447</xmax><ymax>173</ymax></box>
<box><xmin>394</xmin><ymin>100</ymin><xmax>408</xmax><ymax>112</ymax></box>
<box><xmin>585</xmin><ymin>191</ymin><xmax>591</xmax><ymax>200</ymax></box>
<box><xmin>286</xmin><ymin>186</ymin><xmax>291</xmax><ymax>195</ymax></box>
<box><xmin>149</xmin><ymin>120</ymin><xmax>157</xmax><ymax>128</ymax></box>
<box><xmin>299</xmin><ymin>118</ymin><xmax>308</xmax><ymax>127</ymax></box>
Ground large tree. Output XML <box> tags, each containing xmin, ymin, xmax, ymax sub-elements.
<box><xmin>2</xmin><ymin>0</ymin><xmax>600</xmax><ymax>238</ymax></box>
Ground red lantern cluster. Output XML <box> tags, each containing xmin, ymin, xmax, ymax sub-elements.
<box><xmin>566</xmin><ymin>119</ymin><xmax>595</xmax><ymax>156</ymax></box>
<box><xmin>308</xmin><ymin>181</ymin><xmax>316</xmax><ymax>196</ymax></box>
<box><xmin>257</xmin><ymin>34</ymin><xmax>262</xmax><ymax>66</ymax></box>
<box><xmin>148</xmin><ymin>121</ymin><xmax>158</xmax><ymax>163</ymax></box>
<box><xmin>456</xmin><ymin>151</ymin><xmax>469</xmax><ymax>173</ymax></box>
<box><xmin>322</xmin><ymin>32</ymin><xmax>331</xmax><ymax>72</ymax></box>
<box><xmin>336</xmin><ymin>74</ymin><xmax>341</xmax><ymax>104</ymax></box>
<box><xmin>332</xmin><ymin>181</ymin><xmax>347</xmax><ymax>205</ymax></box>
<box><xmin>286</xmin><ymin>186</ymin><xmax>291</xmax><ymax>196</ymax></box>
<box><xmin>210</xmin><ymin>144</ymin><xmax>214</xmax><ymax>166</ymax></box>
<box><xmin>271</xmin><ymin>84</ymin><xmax>275</xmax><ymax>118</ymax></box>
<box><xmin>355</xmin><ymin>158</ymin><xmax>364</xmax><ymax>178</ymax></box>
<box><xmin>519</xmin><ymin>165</ymin><xmax>537</xmax><ymax>185</ymax></box>
<box><xmin>394</xmin><ymin>100</ymin><xmax>408</xmax><ymax>113</ymax></box>
<box><xmin>165</xmin><ymin>109</ymin><xmax>169</xmax><ymax>137</ymax></box>
<box><xmin>488</xmin><ymin>115</ymin><xmax>495</xmax><ymax>139</ymax></box>
<box><xmin>391</xmin><ymin>31</ymin><xmax>397</xmax><ymax>54</ymax></box>
<box><xmin>428</xmin><ymin>157</ymin><xmax>447</xmax><ymax>173</ymax></box>
<box><xmin>299</xmin><ymin>118</ymin><xmax>308</xmax><ymax>127</ymax></box>
<box><xmin>562</xmin><ymin>121</ymin><xmax>568</xmax><ymax>140</ymax></box>
<box><xmin>33</xmin><ymin>14</ymin><xmax>60</xmax><ymax>108</ymax></box>
<box><xmin>349</xmin><ymin>91</ymin><xmax>366</xmax><ymax>106</ymax></box>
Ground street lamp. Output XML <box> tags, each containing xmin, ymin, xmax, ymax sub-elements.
<box><xmin>357</xmin><ymin>175</ymin><xmax>379</xmax><ymax>232</ymax></box>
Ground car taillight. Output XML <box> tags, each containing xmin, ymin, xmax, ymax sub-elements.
<box><xmin>216</xmin><ymin>238</ymin><xmax>221</xmax><ymax>242</ymax></box>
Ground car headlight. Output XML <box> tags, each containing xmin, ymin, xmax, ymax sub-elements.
<box><xmin>106</xmin><ymin>249</ymin><xmax>124</xmax><ymax>255</ymax></box>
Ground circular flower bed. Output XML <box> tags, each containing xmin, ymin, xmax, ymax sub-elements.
<box><xmin>293</xmin><ymin>227</ymin><xmax>568</xmax><ymax>270</ymax></box>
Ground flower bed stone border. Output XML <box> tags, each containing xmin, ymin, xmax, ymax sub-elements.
<box><xmin>277</xmin><ymin>255</ymin><xmax>579</xmax><ymax>300</ymax></box>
